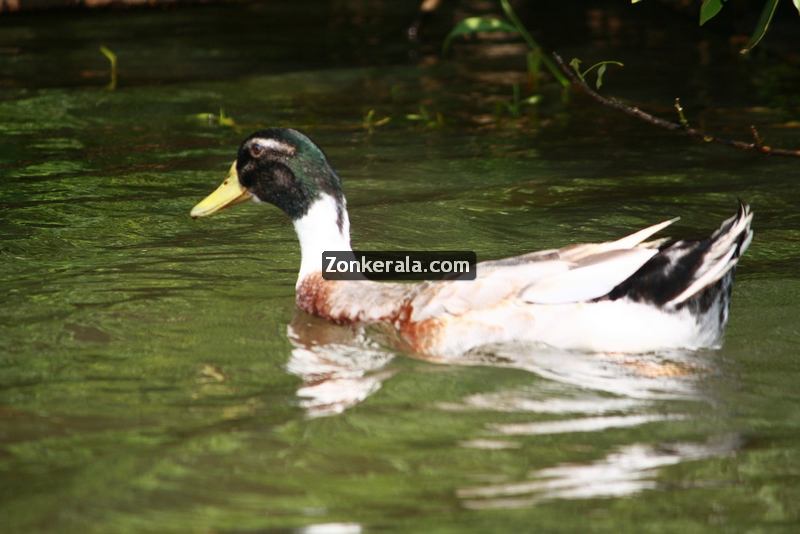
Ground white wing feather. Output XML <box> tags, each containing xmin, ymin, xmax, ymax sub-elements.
<box><xmin>410</xmin><ymin>219</ymin><xmax>680</xmax><ymax>319</ymax></box>
<box><xmin>520</xmin><ymin>248</ymin><xmax>658</xmax><ymax>304</ymax></box>
<box><xmin>410</xmin><ymin>261</ymin><xmax>570</xmax><ymax>322</ymax></box>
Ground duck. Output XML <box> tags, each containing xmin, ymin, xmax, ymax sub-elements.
<box><xmin>190</xmin><ymin>128</ymin><xmax>753</xmax><ymax>356</ymax></box>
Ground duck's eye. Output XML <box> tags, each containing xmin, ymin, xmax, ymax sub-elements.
<box><xmin>249</xmin><ymin>143</ymin><xmax>265</xmax><ymax>159</ymax></box>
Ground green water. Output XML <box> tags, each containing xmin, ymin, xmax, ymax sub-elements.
<box><xmin>2</xmin><ymin>3</ymin><xmax>800</xmax><ymax>532</ymax></box>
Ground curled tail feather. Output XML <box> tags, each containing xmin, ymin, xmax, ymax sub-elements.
<box><xmin>667</xmin><ymin>202</ymin><xmax>753</xmax><ymax>307</ymax></box>
<box><xmin>604</xmin><ymin>201</ymin><xmax>753</xmax><ymax>309</ymax></box>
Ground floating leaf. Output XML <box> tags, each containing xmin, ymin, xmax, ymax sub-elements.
<box><xmin>741</xmin><ymin>0</ymin><xmax>780</xmax><ymax>54</ymax></box>
<box><xmin>442</xmin><ymin>16</ymin><xmax>518</xmax><ymax>54</ymax></box>
<box><xmin>363</xmin><ymin>109</ymin><xmax>391</xmax><ymax>131</ymax></box>
<box><xmin>192</xmin><ymin>112</ymin><xmax>217</xmax><ymax>124</ymax></box>
<box><xmin>699</xmin><ymin>0</ymin><xmax>724</xmax><ymax>26</ymax></box>
<box><xmin>191</xmin><ymin>110</ymin><xmax>236</xmax><ymax>128</ymax></box>
<box><xmin>199</xmin><ymin>364</ymin><xmax>226</xmax><ymax>383</ymax></box>
<box><xmin>218</xmin><ymin>108</ymin><xmax>236</xmax><ymax>127</ymax></box>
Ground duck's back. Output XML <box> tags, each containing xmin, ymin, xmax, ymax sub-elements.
<box><xmin>400</xmin><ymin>203</ymin><xmax>753</xmax><ymax>355</ymax></box>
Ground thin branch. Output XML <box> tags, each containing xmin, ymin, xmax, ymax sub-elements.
<box><xmin>552</xmin><ymin>53</ymin><xmax>800</xmax><ymax>158</ymax></box>
<box><xmin>674</xmin><ymin>98</ymin><xmax>689</xmax><ymax>128</ymax></box>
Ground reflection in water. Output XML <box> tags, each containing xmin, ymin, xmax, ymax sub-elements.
<box><xmin>287</xmin><ymin>321</ymin><xmax>715</xmax><ymax>419</ymax></box>
<box><xmin>434</xmin><ymin>344</ymin><xmax>737</xmax><ymax>509</ymax></box>
<box><xmin>287</xmin><ymin>314</ymin><xmax>396</xmax><ymax>418</ymax></box>
<box><xmin>490</xmin><ymin>414</ymin><xmax>684</xmax><ymax>436</ymax></box>
<box><xmin>434</xmin><ymin>343</ymin><xmax>716</xmax><ymax>400</ymax></box>
<box><xmin>458</xmin><ymin>435</ymin><xmax>741</xmax><ymax>509</ymax></box>
<box><xmin>285</xmin><ymin>314</ymin><xmax>738</xmax><ymax>507</ymax></box>
<box><xmin>298</xmin><ymin>523</ymin><xmax>362</xmax><ymax>534</ymax></box>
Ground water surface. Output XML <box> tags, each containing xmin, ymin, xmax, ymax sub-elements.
<box><xmin>2</xmin><ymin>3</ymin><xmax>800</xmax><ymax>532</ymax></box>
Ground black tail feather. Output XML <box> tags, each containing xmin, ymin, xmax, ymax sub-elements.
<box><xmin>604</xmin><ymin>202</ymin><xmax>753</xmax><ymax>310</ymax></box>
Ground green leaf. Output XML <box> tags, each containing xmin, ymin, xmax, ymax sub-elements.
<box><xmin>586</xmin><ymin>61</ymin><xmax>623</xmax><ymax>90</ymax></box>
<box><xmin>218</xmin><ymin>108</ymin><xmax>236</xmax><ymax>128</ymax></box>
<box><xmin>596</xmin><ymin>64</ymin><xmax>607</xmax><ymax>90</ymax></box>
<box><xmin>526</xmin><ymin>49</ymin><xmax>542</xmax><ymax>87</ymax></box>
<box><xmin>699</xmin><ymin>0</ymin><xmax>724</xmax><ymax>26</ymax></box>
<box><xmin>497</xmin><ymin>0</ymin><xmax>569</xmax><ymax>88</ymax></box>
<box><xmin>442</xmin><ymin>17</ymin><xmax>518</xmax><ymax>54</ymax></box>
<box><xmin>741</xmin><ymin>0</ymin><xmax>780</xmax><ymax>54</ymax></box>
<box><xmin>363</xmin><ymin>109</ymin><xmax>390</xmax><ymax>130</ymax></box>
<box><xmin>99</xmin><ymin>45</ymin><xmax>117</xmax><ymax>66</ymax></box>
<box><xmin>571</xmin><ymin>59</ymin><xmax>623</xmax><ymax>88</ymax></box>
<box><xmin>569</xmin><ymin>58</ymin><xmax>585</xmax><ymax>82</ymax></box>
<box><xmin>794</xmin><ymin>0</ymin><xmax>800</xmax><ymax>15</ymax></box>
<box><xmin>99</xmin><ymin>45</ymin><xmax>117</xmax><ymax>90</ymax></box>
<box><xmin>192</xmin><ymin>112</ymin><xmax>216</xmax><ymax>122</ymax></box>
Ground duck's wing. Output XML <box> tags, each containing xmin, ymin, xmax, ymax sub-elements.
<box><xmin>551</xmin><ymin>216</ymin><xmax>679</xmax><ymax>263</ymax></box>
<box><xmin>410</xmin><ymin>217</ymin><xmax>679</xmax><ymax>321</ymax></box>
<box><xmin>409</xmin><ymin>260</ymin><xmax>571</xmax><ymax>321</ymax></box>
<box><xmin>519</xmin><ymin>247</ymin><xmax>659</xmax><ymax>304</ymax></box>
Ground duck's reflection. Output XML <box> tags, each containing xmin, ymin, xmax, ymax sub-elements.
<box><xmin>431</xmin><ymin>342</ymin><xmax>715</xmax><ymax>401</ymax></box>
<box><xmin>431</xmin><ymin>344</ymin><xmax>737</xmax><ymax>508</ymax></box>
<box><xmin>285</xmin><ymin>313</ymin><xmax>738</xmax><ymax>507</ymax></box>
<box><xmin>287</xmin><ymin>313</ymin><xmax>396</xmax><ymax>418</ymax></box>
<box><xmin>286</xmin><ymin>314</ymin><xmax>719</xmax><ymax>417</ymax></box>
<box><xmin>457</xmin><ymin>434</ymin><xmax>742</xmax><ymax>509</ymax></box>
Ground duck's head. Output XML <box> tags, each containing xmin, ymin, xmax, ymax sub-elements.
<box><xmin>191</xmin><ymin>128</ymin><xmax>345</xmax><ymax>223</ymax></box>
<box><xmin>191</xmin><ymin>128</ymin><xmax>351</xmax><ymax>279</ymax></box>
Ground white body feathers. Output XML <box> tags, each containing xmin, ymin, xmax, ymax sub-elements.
<box><xmin>293</xmin><ymin>196</ymin><xmax>753</xmax><ymax>356</ymax></box>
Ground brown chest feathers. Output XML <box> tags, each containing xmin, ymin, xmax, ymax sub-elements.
<box><xmin>295</xmin><ymin>273</ymin><xmax>444</xmax><ymax>352</ymax></box>
<box><xmin>295</xmin><ymin>273</ymin><xmax>338</xmax><ymax>321</ymax></box>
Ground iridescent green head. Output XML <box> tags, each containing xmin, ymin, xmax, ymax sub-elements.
<box><xmin>191</xmin><ymin>128</ymin><xmax>345</xmax><ymax>228</ymax></box>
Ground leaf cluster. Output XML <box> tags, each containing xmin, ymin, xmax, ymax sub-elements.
<box><xmin>634</xmin><ymin>0</ymin><xmax>800</xmax><ymax>54</ymax></box>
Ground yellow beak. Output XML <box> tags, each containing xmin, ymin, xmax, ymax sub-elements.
<box><xmin>190</xmin><ymin>161</ymin><xmax>253</xmax><ymax>218</ymax></box>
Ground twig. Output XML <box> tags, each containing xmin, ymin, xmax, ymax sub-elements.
<box><xmin>552</xmin><ymin>53</ymin><xmax>800</xmax><ymax>158</ymax></box>
<box><xmin>674</xmin><ymin>98</ymin><xmax>689</xmax><ymax>128</ymax></box>
<box><xmin>750</xmin><ymin>125</ymin><xmax>764</xmax><ymax>148</ymax></box>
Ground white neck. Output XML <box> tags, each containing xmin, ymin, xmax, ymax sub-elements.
<box><xmin>293</xmin><ymin>194</ymin><xmax>351</xmax><ymax>285</ymax></box>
